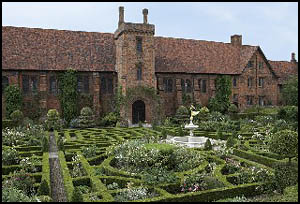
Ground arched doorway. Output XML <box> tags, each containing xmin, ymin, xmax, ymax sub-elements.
<box><xmin>132</xmin><ymin>100</ymin><xmax>145</xmax><ymax>124</ymax></box>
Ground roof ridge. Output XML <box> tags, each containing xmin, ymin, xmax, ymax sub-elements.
<box><xmin>2</xmin><ymin>25</ymin><xmax>114</xmax><ymax>35</ymax></box>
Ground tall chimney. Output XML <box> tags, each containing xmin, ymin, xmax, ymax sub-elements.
<box><xmin>231</xmin><ymin>35</ymin><xmax>242</xmax><ymax>47</ymax></box>
<box><xmin>291</xmin><ymin>52</ymin><xmax>296</xmax><ymax>63</ymax></box>
<box><xmin>143</xmin><ymin>8</ymin><xmax>148</xmax><ymax>24</ymax></box>
<box><xmin>119</xmin><ymin>6</ymin><xmax>124</xmax><ymax>26</ymax></box>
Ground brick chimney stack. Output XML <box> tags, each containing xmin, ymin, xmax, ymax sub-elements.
<box><xmin>119</xmin><ymin>6</ymin><xmax>124</xmax><ymax>26</ymax></box>
<box><xmin>291</xmin><ymin>52</ymin><xmax>297</xmax><ymax>63</ymax></box>
<box><xmin>143</xmin><ymin>8</ymin><xmax>148</xmax><ymax>24</ymax></box>
<box><xmin>231</xmin><ymin>35</ymin><xmax>242</xmax><ymax>47</ymax></box>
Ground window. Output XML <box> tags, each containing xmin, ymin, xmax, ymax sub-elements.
<box><xmin>136</xmin><ymin>37</ymin><xmax>142</xmax><ymax>53</ymax></box>
<box><xmin>77</xmin><ymin>75</ymin><xmax>89</xmax><ymax>93</ymax></box>
<box><xmin>233</xmin><ymin>94</ymin><xmax>238</xmax><ymax>102</ymax></box>
<box><xmin>163</xmin><ymin>78</ymin><xmax>173</xmax><ymax>93</ymax></box>
<box><xmin>247</xmin><ymin>77</ymin><xmax>253</xmax><ymax>88</ymax></box>
<box><xmin>233</xmin><ymin>76</ymin><xmax>237</xmax><ymax>87</ymax></box>
<box><xmin>247</xmin><ymin>60</ymin><xmax>254</xmax><ymax>68</ymax></box>
<box><xmin>259</xmin><ymin>62</ymin><xmax>263</xmax><ymax>69</ymax></box>
<box><xmin>101</xmin><ymin>78</ymin><xmax>107</xmax><ymax>94</ymax></box>
<box><xmin>258</xmin><ymin>77</ymin><xmax>264</xmax><ymax>88</ymax></box>
<box><xmin>49</xmin><ymin>76</ymin><xmax>58</xmax><ymax>95</ymax></box>
<box><xmin>259</xmin><ymin>96</ymin><xmax>265</xmax><ymax>106</ymax></box>
<box><xmin>2</xmin><ymin>76</ymin><xmax>9</xmax><ymax>93</ymax></box>
<box><xmin>22</xmin><ymin>75</ymin><xmax>38</xmax><ymax>94</ymax></box>
<box><xmin>181</xmin><ymin>79</ymin><xmax>185</xmax><ymax>92</ymax></box>
<box><xmin>246</xmin><ymin>95</ymin><xmax>253</xmax><ymax>105</ymax></box>
<box><xmin>137</xmin><ymin>65</ymin><xmax>142</xmax><ymax>80</ymax></box>
<box><xmin>107</xmin><ymin>78</ymin><xmax>113</xmax><ymax>94</ymax></box>
<box><xmin>198</xmin><ymin>79</ymin><xmax>207</xmax><ymax>93</ymax></box>
<box><xmin>278</xmin><ymin>84</ymin><xmax>283</xmax><ymax>93</ymax></box>
<box><xmin>100</xmin><ymin>77</ymin><xmax>113</xmax><ymax>94</ymax></box>
<box><xmin>186</xmin><ymin>79</ymin><xmax>192</xmax><ymax>93</ymax></box>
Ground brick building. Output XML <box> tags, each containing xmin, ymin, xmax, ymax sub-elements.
<box><xmin>2</xmin><ymin>7</ymin><xmax>298</xmax><ymax>124</ymax></box>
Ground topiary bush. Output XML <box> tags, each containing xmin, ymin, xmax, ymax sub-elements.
<box><xmin>77</xmin><ymin>107</ymin><xmax>95</xmax><ymax>128</ymax></box>
<box><xmin>10</xmin><ymin>110</ymin><xmax>24</xmax><ymax>126</ymax></box>
<box><xmin>44</xmin><ymin>109</ymin><xmax>63</xmax><ymax>131</ymax></box>
<box><xmin>99</xmin><ymin>112</ymin><xmax>120</xmax><ymax>127</ymax></box>
<box><xmin>204</xmin><ymin>139</ymin><xmax>212</xmax><ymax>150</ymax></box>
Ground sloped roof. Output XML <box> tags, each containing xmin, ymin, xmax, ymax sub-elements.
<box><xmin>2</xmin><ymin>26</ymin><xmax>116</xmax><ymax>72</ymax></box>
<box><xmin>154</xmin><ymin>36</ymin><xmax>257</xmax><ymax>74</ymax></box>
<box><xmin>1</xmin><ymin>26</ymin><xmax>267</xmax><ymax>75</ymax></box>
<box><xmin>268</xmin><ymin>60</ymin><xmax>298</xmax><ymax>84</ymax></box>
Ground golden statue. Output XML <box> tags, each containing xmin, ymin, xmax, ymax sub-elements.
<box><xmin>189</xmin><ymin>105</ymin><xmax>200</xmax><ymax>124</ymax></box>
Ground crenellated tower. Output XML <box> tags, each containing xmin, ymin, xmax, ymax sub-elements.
<box><xmin>114</xmin><ymin>7</ymin><xmax>157</xmax><ymax>124</ymax></box>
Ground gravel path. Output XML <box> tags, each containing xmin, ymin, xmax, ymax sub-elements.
<box><xmin>49</xmin><ymin>131</ymin><xmax>67</xmax><ymax>202</ymax></box>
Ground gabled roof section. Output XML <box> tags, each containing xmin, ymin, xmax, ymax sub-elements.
<box><xmin>268</xmin><ymin>60</ymin><xmax>298</xmax><ymax>84</ymax></box>
<box><xmin>2</xmin><ymin>26</ymin><xmax>116</xmax><ymax>72</ymax></box>
<box><xmin>154</xmin><ymin>36</ymin><xmax>244</xmax><ymax>74</ymax></box>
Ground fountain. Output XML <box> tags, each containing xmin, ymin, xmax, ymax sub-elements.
<box><xmin>166</xmin><ymin>105</ymin><xmax>227</xmax><ymax>148</ymax></box>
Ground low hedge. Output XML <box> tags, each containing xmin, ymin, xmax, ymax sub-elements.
<box><xmin>58</xmin><ymin>151</ymin><xmax>74</xmax><ymax>202</ymax></box>
<box><xmin>41</xmin><ymin>152</ymin><xmax>51</xmax><ymax>196</ymax></box>
<box><xmin>2</xmin><ymin>119</ymin><xmax>16</xmax><ymax>128</ymax></box>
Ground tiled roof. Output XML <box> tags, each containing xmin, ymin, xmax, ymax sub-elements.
<box><xmin>154</xmin><ymin>36</ymin><xmax>258</xmax><ymax>74</ymax></box>
<box><xmin>268</xmin><ymin>60</ymin><xmax>298</xmax><ymax>84</ymax></box>
<box><xmin>2</xmin><ymin>26</ymin><xmax>261</xmax><ymax>74</ymax></box>
<box><xmin>2</xmin><ymin>26</ymin><xmax>116</xmax><ymax>72</ymax></box>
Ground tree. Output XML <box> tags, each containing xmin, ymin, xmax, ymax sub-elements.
<box><xmin>282</xmin><ymin>76</ymin><xmax>298</xmax><ymax>106</ymax></box>
<box><xmin>208</xmin><ymin>75</ymin><xmax>232</xmax><ymax>114</ymax></box>
<box><xmin>268</xmin><ymin>130</ymin><xmax>298</xmax><ymax>164</ymax></box>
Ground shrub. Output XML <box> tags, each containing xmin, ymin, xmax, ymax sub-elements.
<box><xmin>268</xmin><ymin>130</ymin><xmax>298</xmax><ymax>163</ymax></box>
<box><xmin>176</xmin><ymin>105</ymin><xmax>189</xmax><ymax>116</ymax></box>
<box><xmin>72</xmin><ymin>186</ymin><xmax>83</xmax><ymax>202</ymax></box>
<box><xmin>204</xmin><ymin>139</ymin><xmax>212</xmax><ymax>150</ymax></box>
<box><xmin>2</xmin><ymin>187</ymin><xmax>35</xmax><ymax>202</ymax></box>
<box><xmin>2</xmin><ymin>147</ymin><xmax>19</xmax><ymax>165</ymax></box>
<box><xmin>228</xmin><ymin>104</ymin><xmax>238</xmax><ymax>114</ymax></box>
<box><xmin>273</xmin><ymin>162</ymin><xmax>298</xmax><ymax>193</ymax></box>
<box><xmin>99</xmin><ymin>112</ymin><xmax>119</xmax><ymax>127</ymax></box>
<box><xmin>81</xmin><ymin>145</ymin><xmax>97</xmax><ymax>158</ymax></box>
<box><xmin>277</xmin><ymin>106</ymin><xmax>298</xmax><ymax>122</ymax></box>
<box><xmin>38</xmin><ymin>179</ymin><xmax>50</xmax><ymax>196</ymax></box>
<box><xmin>10</xmin><ymin>110</ymin><xmax>24</xmax><ymax>126</ymax></box>
<box><xmin>4</xmin><ymin>85</ymin><xmax>23</xmax><ymax>118</ymax></box>
<box><xmin>2</xmin><ymin>119</ymin><xmax>16</xmax><ymax>129</ymax></box>
<box><xmin>226</xmin><ymin>136</ymin><xmax>237</xmax><ymax>148</ymax></box>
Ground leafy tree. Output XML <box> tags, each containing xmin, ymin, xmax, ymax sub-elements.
<box><xmin>268</xmin><ymin>130</ymin><xmax>298</xmax><ymax>164</ymax></box>
<box><xmin>208</xmin><ymin>75</ymin><xmax>232</xmax><ymax>114</ymax></box>
<box><xmin>282</xmin><ymin>76</ymin><xmax>298</xmax><ymax>106</ymax></box>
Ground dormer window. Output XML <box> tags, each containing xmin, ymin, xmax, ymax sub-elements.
<box><xmin>136</xmin><ymin>37</ymin><xmax>142</xmax><ymax>53</ymax></box>
<box><xmin>247</xmin><ymin>60</ymin><xmax>254</xmax><ymax>68</ymax></box>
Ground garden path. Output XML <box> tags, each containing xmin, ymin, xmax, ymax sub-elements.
<box><xmin>49</xmin><ymin>131</ymin><xmax>67</xmax><ymax>202</ymax></box>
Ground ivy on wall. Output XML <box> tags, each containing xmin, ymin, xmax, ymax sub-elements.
<box><xmin>58</xmin><ymin>68</ymin><xmax>78</xmax><ymax>124</ymax></box>
<box><xmin>4</xmin><ymin>85</ymin><xmax>23</xmax><ymax>118</ymax></box>
<box><xmin>208</xmin><ymin>75</ymin><xmax>232</xmax><ymax>113</ymax></box>
<box><xmin>120</xmin><ymin>85</ymin><xmax>164</xmax><ymax>123</ymax></box>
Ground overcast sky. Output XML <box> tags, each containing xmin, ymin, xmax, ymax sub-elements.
<box><xmin>2</xmin><ymin>2</ymin><xmax>298</xmax><ymax>61</ymax></box>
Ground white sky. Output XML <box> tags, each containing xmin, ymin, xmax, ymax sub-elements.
<box><xmin>2</xmin><ymin>2</ymin><xmax>298</xmax><ymax>61</ymax></box>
